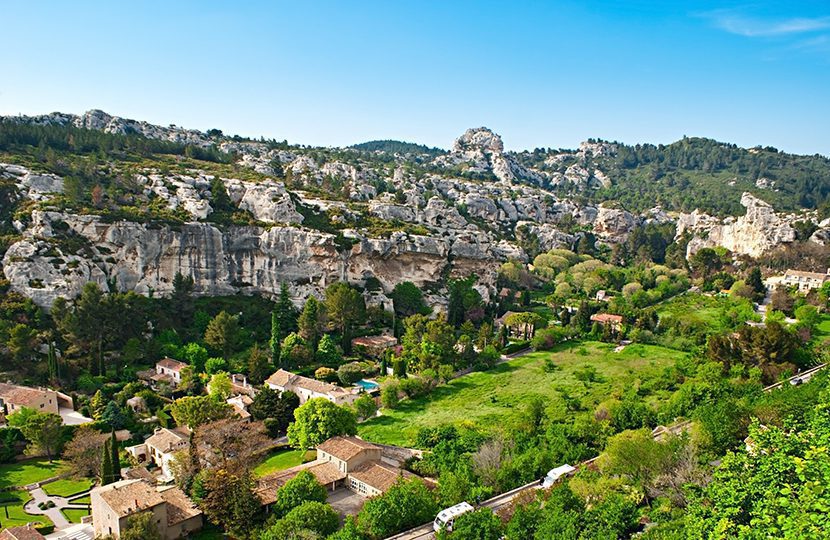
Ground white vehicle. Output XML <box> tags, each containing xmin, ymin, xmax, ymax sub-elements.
<box><xmin>433</xmin><ymin>502</ymin><xmax>475</xmax><ymax>532</ymax></box>
<box><xmin>539</xmin><ymin>464</ymin><xmax>576</xmax><ymax>489</ymax></box>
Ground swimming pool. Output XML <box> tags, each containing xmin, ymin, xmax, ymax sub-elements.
<box><xmin>355</xmin><ymin>379</ymin><xmax>379</xmax><ymax>391</ymax></box>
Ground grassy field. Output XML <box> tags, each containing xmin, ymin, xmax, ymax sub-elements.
<box><xmin>656</xmin><ymin>292</ymin><xmax>731</xmax><ymax>331</ymax></box>
<box><xmin>811</xmin><ymin>314</ymin><xmax>830</xmax><ymax>343</ymax></box>
<box><xmin>0</xmin><ymin>489</ymin><xmax>53</xmax><ymax>531</ymax></box>
<box><xmin>253</xmin><ymin>449</ymin><xmax>316</xmax><ymax>478</ymax></box>
<box><xmin>0</xmin><ymin>460</ymin><xmax>67</xmax><ymax>490</ymax></box>
<box><xmin>358</xmin><ymin>341</ymin><xmax>687</xmax><ymax>446</ymax></box>
<box><xmin>70</xmin><ymin>495</ymin><xmax>91</xmax><ymax>505</ymax></box>
<box><xmin>43</xmin><ymin>478</ymin><xmax>94</xmax><ymax>498</ymax></box>
<box><xmin>61</xmin><ymin>507</ymin><xmax>90</xmax><ymax>523</ymax></box>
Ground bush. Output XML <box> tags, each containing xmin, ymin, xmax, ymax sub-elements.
<box><xmin>381</xmin><ymin>383</ymin><xmax>400</xmax><ymax>409</ymax></box>
<box><xmin>531</xmin><ymin>327</ymin><xmax>568</xmax><ymax>351</ymax></box>
<box><xmin>338</xmin><ymin>363</ymin><xmax>365</xmax><ymax>386</ymax></box>
<box><xmin>503</xmin><ymin>340</ymin><xmax>530</xmax><ymax>355</ymax></box>
<box><xmin>315</xmin><ymin>367</ymin><xmax>336</xmax><ymax>381</ymax></box>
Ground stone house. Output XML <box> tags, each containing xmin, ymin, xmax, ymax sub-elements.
<box><xmin>351</xmin><ymin>334</ymin><xmax>398</xmax><ymax>357</ymax></box>
<box><xmin>0</xmin><ymin>383</ymin><xmax>63</xmax><ymax>416</ymax></box>
<box><xmin>781</xmin><ymin>269</ymin><xmax>830</xmax><ymax>292</ymax></box>
<box><xmin>125</xmin><ymin>427</ymin><xmax>190</xmax><ymax>482</ymax></box>
<box><xmin>266</xmin><ymin>369</ymin><xmax>359</xmax><ymax>406</ymax></box>
<box><xmin>155</xmin><ymin>358</ymin><xmax>188</xmax><ymax>386</ymax></box>
<box><xmin>90</xmin><ymin>479</ymin><xmax>201</xmax><ymax>539</ymax></box>
<box><xmin>0</xmin><ymin>525</ymin><xmax>46</xmax><ymax>540</ymax></box>
<box><xmin>316</xmin><ymin>436</ymin><xmax>414</xmax><ymax>497</ymax></box>
<box><xmin>590</xmin><ymin>313</ymin><xmax>623</xmax><ymax>331</ymax></box>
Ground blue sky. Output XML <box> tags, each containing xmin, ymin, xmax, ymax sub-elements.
<box><xmin>1</xmin><ymin>1</ymin><xmax>829</xmax><ymax>154</ymax></box>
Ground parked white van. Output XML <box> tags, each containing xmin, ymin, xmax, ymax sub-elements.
<box><xmin>433</xmin><ymin>501</ymin><xmax>475</xmax><ymax>532</ymax></box>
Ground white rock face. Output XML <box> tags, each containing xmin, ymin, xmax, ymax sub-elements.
<box><xmin>593</xmin><ymin>206</ymin><xmax>639</xmax><ymax>241</ymax></box>
<box><xmin>1</xmin><ymin>163</ymin><xmax>64</xmax><ymax>201</ymax></box>
<box><xmin>223</xmin><ymin>179</ymin><xmax>303</xmax><ymax>224</ymax></box>
<box><xmin>676</xmin><ymin>192</ymin><xmax>797</xmax><ymax>257</ymax></box>
<box><xmin>2</xmin><ymin>211</ymin><xmax>510</xmax><ymax>308</ymax></box>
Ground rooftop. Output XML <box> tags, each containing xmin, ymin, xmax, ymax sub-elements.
<box><xmin>0</xmin><ymin>525</ymin><xmax>46</xmax><ymax>540</ymax></box>
<box><xmin>590</xmin><ymin>313</ymin><xmax>623</xmax><ymax>324</ymax></box>
<box><xmin>0</xmin><ymin>383</ymin><xmax>56</xmax><ymax>407</ymax></box>
<box><xmin>94</xmin><ymin>479</ymin><xmax>165</xmax><ymax>517</ymax></box>
<box><xmin>158</xmin><ymin>485</ymin><xmax>202</xmax><ymax>525</ymax></box>
<box><xmin>317</xmin><ymin>436</ymin><xmax>379</xmax><ymax>461</ymax></box>
<box><xmin>156</xmin><ymin>357</ymin><xmax>187</xmax><ymax>371</ymax></box>
<box><xmin>266</xmin><ymin>369</ymin><xmax>356</xmax><ymax>397</ymax></box>
<box><xmin>351</xmin><ymin>335</ymin><xmax>398</xmax><ymax>348</ymax></box>
<box><xmin>146</xmin><ymin>427</ymin><xmax>189</xmax><ymax>453</ymax></box>
<box><xmin>256</xmin><ymin>460</ymin><xmax>346</xmax><ymax>505</ymax></box>
<box><xmin>784</xmin><ymin>269</ymin><xmax>830</xmax><ymax>280</ymax></box>
<box><xmin>349</xmin><ymin>460</ymin><xmax>414</xmax><ymax>492</ymax></box>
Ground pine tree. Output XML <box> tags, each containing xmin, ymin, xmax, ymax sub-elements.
<box><xmin>110</xmin><ymin>430</ymin><xmax>121</xmax><ymax>482</ymax></box>
<box><xmin>101</xmin><ymin>438</ymin><xmax>113</xmax><ymax>485</ymax></box>
<box><xmin>298</xmin><ymin>297</ymin><xmax>322</xmax><ymax>350</ymax></box>
<box><xmin>275</xmin><ymin>283</ymin><xmax>297</xmax><ymax>338</ymax></box>
<box><xmin>269</xmin><ymin>310</ymin><xmax>281</xmax><ymax>366</ymax></box>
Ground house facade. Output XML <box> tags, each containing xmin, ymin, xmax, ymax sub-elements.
<box><xmin>125</xmin><ymin>427</ymin><xmax>190</xmax><ymax>482</ymax></box>
<box><xmin>316</xmin><ymin>436</ymin><xmax>414</xmax><ymax>497</ymax></box>
<box><xmin>266</xmin><ymin>369</ymin><xmax>359</xmax><ymax>406</ymax></box>
<box><xmin>0</xmin><ymin>383</ymin><xmax>61</xmax><ymax>416</ymax></box>
<box><xmin>781</xmin><ymin>269</ymin><xmax>830</xmax><ymax>292</ymax></box>
<box><xmin>91</xmin><ymin>479</ymin><xmax>201</xmax><ymax>539</ymax></box>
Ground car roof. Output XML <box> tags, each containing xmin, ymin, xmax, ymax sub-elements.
<box><xmin>547</xmin><ymin>464</ymin><xmax>576</xmax><ymax>476</ymax></box>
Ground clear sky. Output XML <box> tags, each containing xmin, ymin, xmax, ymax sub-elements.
<box><xmin>1</xmin><ymin>1</ymin><xmax>829</xmax><ymax>154</ymax></box>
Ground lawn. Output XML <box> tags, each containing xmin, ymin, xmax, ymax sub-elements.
<box><xmin>253</xmin><ymin>448</ymin><xmax>316</xmax><ymax>478</ymax></box>
<box><xmin>69</xmin><ymin>495</ymin><xmax>90</xmax><ymax>505</ymax></box>
<box><xmin>0</xmin><ymin>460</ymin><xmax>68</xmax><ymax>490</ymax></box>
<box><xmin>43</xmin><ymin>478</ymin><xmax>94</xmax><ymax>498</ymax></box>
<box><xmin>358</xmin><ymin>341</ymin><xmax>688</xmax><ymax>446</ymax></box>
<box><xmin>0</xmin><ymin>489</ymin><xmax>53</xmax><ymax>531</ymax></box>
<box><xmin>61</xmin><ymin>507</ymin><xmax>90</xmax><ymax>523</ymax></box>
<box><xmin>811</xmin><ymin>314</ymin><xmax>830</xmax><ymax>343</ymax></box>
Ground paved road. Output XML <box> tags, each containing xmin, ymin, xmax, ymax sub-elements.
<box><xmin>385</xmin><ymin>363</ymin><xmax>828</xmax><ymax>540</ymax></box>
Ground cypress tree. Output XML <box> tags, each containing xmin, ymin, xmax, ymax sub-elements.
<box><xmin>110</xmin><ymin>430</ymin><xmax>121</xmax><ymax>482</ymax></box>
<box><xmin>101</xmin><ymin>438</ymin><xmax>113</xmax><ymax>485</ymax></box>
<box><xmin>269</xmin><ymin>310</ymin><xmax>281</xmax><ymax>367</ymax></box>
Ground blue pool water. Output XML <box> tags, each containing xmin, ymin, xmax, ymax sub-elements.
<box><xmin>355</xmin><ymin>379</ymin><xmax>379</xmax><ymax>391</ymax></box>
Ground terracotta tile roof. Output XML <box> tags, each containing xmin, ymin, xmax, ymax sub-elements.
<box><xmin>590</xmin><ymin>313</ymin><xmax>623</xmax><ymax>324</ymax></box>
<box><xmin>0</xmin><ymin>525</ymin><xmax>47</xmax><ymax>540</ymax></box>
<box><xmin>349</xmin><ymin>461</ymin><xmax>414</xmax><ymax>493</ymax></box>
<box><xmin>266</xmin><ymin>369</ymin><xmax>356</xmax><ymax>398</ymax></box>
<box><xmin>146</xmin><ymin>427</ymin><xmax>189</xmax><ymax>453</ymax></box>
<box><xmin>158</xmin><ymin>485</ymin><xmax>202</xmax><ymax>525</ymax></box>
<box><xmin>351</xmin><ymin>335</ymin><xmax>398</xmax><ymax>348</ymax></box>
<box><xmin>94</xmin><ymin>479</ymin><xmax>164</xmax><ymax>517</ymax></box>
<box><xmin>317</xmin><ymin>436</ymin><xmax>379</xmax><ymax>461</ymax></box>
<box><xmin>156</xmin><ymin>357</ymin><xmax>187</xmax><ymax>371</ymax></box>
<box><xmin>256</xmin><ymin>460</ymin><xmax>347</xmax><ymax>504</ymax></box>
<box><xmin>0</xmin><ymin>383</ymin><xmax>56</xmax><ymax>407</ymax></box>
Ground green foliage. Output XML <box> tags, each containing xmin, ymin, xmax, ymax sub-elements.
<box><xmin>204</xmin><ymin>310</ymin><xmax>240</xmax><ymax>360</ymax></box>
<box><xmin>272</xmin><ymin>470</ymin><xmax>328</xmax><ymax>518</ymax></box>
<box><xmin>354</xmin><ymin>394</ymin><xmax>378</xmax><ymax>420</ymax></box>
<box><xmin>8</xmin><ymin>408</ymin><xmax>63</xmax><ymax>462</ymax></box>
<box><xmin>390</xmin><ymin>281</ymin><xmax>431</xmax><ymax>318</ymax></box>
<box><xmin>286</xmin><ymin>398</ymin><xmax>358</xmax><ymax>451</ymax></box>
<box><xmin>120</xmin><ymin>511</ymin><xmax>162</xmax><ymax>540</ymax></box>
<box><xmin>170</xmin><ymin>395</ymin><xmax>232</xmax><ymax>429</ymax></box>
<box><xmin>437</xmin><ymin>508</ymin><xmax>502</xmax><ymax>540</ymax></box>
<box><xmin>262</xmin><ymin>500</ymin><xmax>339</xmax><ymax>539</ymax></box>
<box><xmin>357</xmin><ymin>478</ymin><xmax>439</xmax><ymax>539</ymax></box>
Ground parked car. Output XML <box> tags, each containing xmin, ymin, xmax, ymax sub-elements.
<box><xmin>539</xmin><ymin>464</ymin><xmax>576</xmax><ymax>489</ymax></box>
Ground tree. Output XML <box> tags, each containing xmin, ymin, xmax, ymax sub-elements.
<box><xmin>381</xmin><ymin>384</ymin><xmax>400</xmax><ymax>409</ymax></box>
<box><xmin>437</xmin><ymin>508</ymin><xmax>503</xmax><ymax>540</ymax></box>
<box><xmin>275</xmin><ymin>283</ymin><xmax>298</xmax><ymax>338</ymax></box>
<box><xmin>204</xmin><ymin>310</ymin><xmax>239</xmax><ymax>360</ymax></box>
<box><xmin>354</xmin><ymin>394</ymin><xmax>378</xmax><ymax>420</ymax></box>
<box><xmin>110</xmin><ymin>429</ymin><xmax>121</xmax><ymax>481</ymax></box>
<box><xmin>204</xmin><ymin>357</ymin><xmax>227</xmax><ymax>375</ymax></box>
<box><xmin>64</xmin><ymin>425</ymin><xmax>109</xmax><ymax>478</ymax></box>
<box><xmin>273</xmin><ymin>470</ymin><xmax>328</xmax><ymax>517</ymax></box>
<box><xmin>100</xmin><ymin>401</ymin><xmax>128</xmax><ymax>430</ymax></box>
<box><xmin>338</xmin><ymin>363</ymin><xmax>364</xmax><ymax>386</ymax></box>
<box><xmin>8</xmin><ymin>409</ymin><xmax>63</xmax><ymax>462</ymax></box>
<box><xmin>316</xmin><ymin>334</ymin><xmax>341</xmax><ymax>365</ymax></box>
<box><xmin>747</xmin><ymin>267</ymin><xmax>765</xmax><ymax>302</ymax></box>
<box><xmin>100</xmin><ymin>437</ymin><xmax>114</xmax><ymax>485</ymax></box>
<box><xmin>286</xmin><ymin>398</ymin><xmax>357</xmax><ymax>451</ymax></box>
<box><xmin>248</xmin><ymin>344</ymin><xmax>272</xmax><ymax>384</ymax></box>
<box><xmin>325</xmin><ymin>282</ymin><xmax>365</xmax><ymax>352</ymax></box>
<box><xmin>447</xmin><ymin>277</ymin><xmax>483</xmax><ymax>327</ymax></box>
<box><xmin>795</xmin><ymin>304</ymin><xmax>820</xmax><ymax>331</ymax></box>
<box><xmin>390</xmin><ymin>282</ymin><xmax>430</xmax><ymax>318</ymax></box>
<box><xmin>180</xmin><ymin>342</ymin><xmax>208</xmax><ymax>373</ymax></box>
<box><xmin>196</xmin><ymin>418</ymin><xmax>269</xmax><ymax>472</ymax></box>
<box><xmin>358</xmin><ymin>478</ymin><xmax>439</xmax><ymax>538</ymax></box>
<box><xmin>328</xmin><ymin>516</ymin><xmax>366</xmax><ymax>540</ymax></box>
<box><xmin>208</xmin><ymin>372</ymin><xmax>233</xmax><ymax>400</ymax></box>
<box><xmin>270</xmin><ymin>309</ymin><xmax>281</xmax><ymax>366</ymax></box>
<box><xmin>250</xmin><ymin>387</ymin><xmax>299</xmax><ymax>435</ymax></box>
<box><xmin>171</xmin><ymin>272</ymin><xmax>195</xmax><ymax>329</ymax></box>
<box><xmin>298</xmin><ymin>296</ymin><xmax>323</xmax><ymax>350</ymax></box>
<box><xmin>170</xmin><ymin>395</ymin><xmax>232</xmax><ymax>429</ymax></box>
<box><xmin>261</xmin><ymin>501</ymin><xmax>339</xmax><ymax>539</ymax></box>
<box><xmin>199</xmin><ymin>468</ymin><xmax>262</xmax><ymax>538</ymax></box>
<box><xmin>120</xmin><ymin>511</ymin><xmax>162</xmax><ymax>540</ymax></box>
<box><xmin>598</xmin><ymin>429</ymin><xmax>672</xmax><ymax>490</ymax></box>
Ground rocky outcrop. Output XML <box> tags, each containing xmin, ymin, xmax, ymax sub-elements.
<box><xmin>676</xmin><ymin>193</ymin><xmax>798</xmax><ymax>257</ymax></box>
<box><xmin>2</xmin><ymin>211</ymin><xmax>511</xmax><ymax>308</ymax></box>
<box><xmin>1</xmin><ymin>163</ymin><xmax>64</xmax><ymax>201</ymax></box>
<box><xmin>223</xmin><ymin>179</ymin><xmax>303</xmax><ymax>224</ymax></box>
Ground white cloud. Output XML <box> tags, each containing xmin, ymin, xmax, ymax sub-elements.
<box><xmin>704</xmin><ymin>10</ymin><xmax>830</xmax><ymax>37</ymax></box>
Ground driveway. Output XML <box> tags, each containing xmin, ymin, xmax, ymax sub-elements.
<box><xmin>327</xmin><ymin>488</ymin><xmax>366</xmax><ymax>518</ymax></box>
